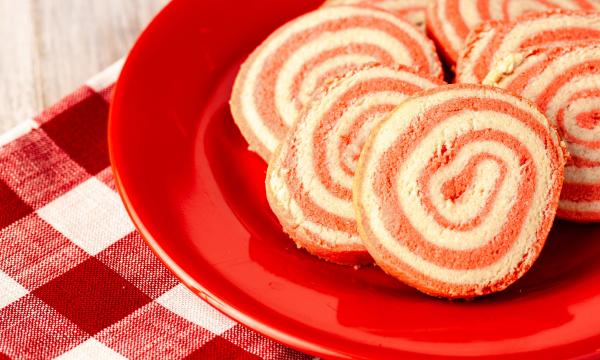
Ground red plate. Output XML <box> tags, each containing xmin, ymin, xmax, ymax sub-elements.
<box><xmin>108</xmin><ymin>0</ymin><xmax>600</xmax><ymax>358</ymax></box>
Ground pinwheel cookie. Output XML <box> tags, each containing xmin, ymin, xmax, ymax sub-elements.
<box><xmin>427</xmin><ymin>0</ymin><xmax>600</xmax><ymax>68</ymax></box>
<box><xmin>484</xmin><ymin>44</ymin><xmax>600</xmax><ymax>221</ymax></box>
<box><xmin>354</xmin><ymin>84</ymin><xmax>566</xmax><ymax>298</ymax></box>
<box><xmin>457</xmin><ymin>10</ymin><xmax>600</xmax><ymax>84</ymax></box>
<box><xmin>323</xmin><ymin>0</ymin><xmax>426</xmax><ymax>30</ymax></box>
<box><xmin>266</xmin><ymin>64</ymin><xmax>443</xmax><ymax>265</ymax></box>
<box><xmin>230</xmin><ymin>5</ymin><xmax>442</xmax><ymax>161</ymax></box>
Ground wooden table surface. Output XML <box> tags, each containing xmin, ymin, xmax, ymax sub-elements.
<box><xmin>0</xmin><ymin>0</ymin><xmax>169</xmax><ymax>133</ymax></box>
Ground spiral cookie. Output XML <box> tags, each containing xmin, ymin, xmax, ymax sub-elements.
<box><xmin>484</xmin><ymin>45</ymin><xmax>600</xmax><ymax>222</ymax></box>
<box><xmin>354</xmin><ymin>84</ymin><xmax>566</xmax><ymax>298</ymax></box>
<box><xmin>427</xmin><ymin>1</ymin><xmax>600</xmax><ymax>68</ymax></box>
<box><xmin>456</xmin><ymin>10</ymin><xmax>600</xmax><ymax>84</ymax></box>
<box><xmin>230</xmin><ymin>6</ymin><xmax>443</xmax><ymax>161</ymax></box>
<box><xmin>266</xmin><ymin>65</ymin><xmax>443</xmax><ymax>265</ymax></box>
<box><xmin>323</xmin><ymin>0</ymin><xmax>426</xmax><ymax>30</ymax></box>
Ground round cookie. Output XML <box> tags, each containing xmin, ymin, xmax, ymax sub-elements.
<box><xmin>230</xmin><ymin>5</ymin><xmax>443</xmax><ymax>161</ymax></box>
<box><xmin>266</xmin><ymin>64</ymin><xmax>444</xmax><ymax>265</ymax></box>
<box><xmin>456</xmin><ymin>10</ymin><xmax>600</xmax><ymax>84</ymax></box>
<box><xmin>353</xmin><ymin>84</ymin><xmax>566</xmax><ymax>298</ymax></box>
<box><xmin>427</xmin><ymin>1</ymin><xmax>600</xmax><ymax>68</ymax></box>
<box><xmin>323</xmin><ymin>0</ymin><xmax>426</xmax><ymax>31</ymax></box>
<box><xmin>484</xmin><ymin>44</ymin><xmax>600</xmax><ymax>222</ymax></box>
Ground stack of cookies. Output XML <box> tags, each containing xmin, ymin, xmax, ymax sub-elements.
<box><xmin>229</xmin><ymin>0</ymin><xmax>600</xmax><ymax>299</ymax></box>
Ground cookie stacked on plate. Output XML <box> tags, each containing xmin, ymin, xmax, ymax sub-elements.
<box><xmin>230</xmin><ymin>1</ymin><xmax>600</xmax><ymax>299</ymax></box>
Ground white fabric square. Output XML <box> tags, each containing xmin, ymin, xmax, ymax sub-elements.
<box><xmin>156</xmin><ymin>284</ymin><xmax>236</xmax><ymax>335</ymax></box>
<box><xmin>55</xmin><ymin>338</ymin><xmax>126</xmax><ymax>360</ymax></box>
<box><xmin>0</xmin><ymin>270</ymin><xmax>29</xmax><ymax>308</ymax></box>
<box><xmin>37</xmin><ymin>177</ymin><xmax>135</xmax><ymax>255</ymax></box>
<box><xmin>85</xmin><ymin>58</ymin><xmax>124</xmax><ymax>91</ymax></box>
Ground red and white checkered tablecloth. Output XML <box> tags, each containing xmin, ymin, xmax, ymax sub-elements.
<box><xmin>0</xmin><ymin>62</ymin><xmax>312</xmax><ymax>360</ymax></box>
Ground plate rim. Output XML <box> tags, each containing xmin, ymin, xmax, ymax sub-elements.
<box><xmin>107</xmin><ymin>1</ymin><xmax>600</xmax><ymax>359</ymax></box>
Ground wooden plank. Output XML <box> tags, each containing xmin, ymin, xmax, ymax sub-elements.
<box><xmin>32</xmin><ymin>0</ymin><xmax>169</xmax><ymax>107</ymax></box>
<box><xmin>0</xmin><ymin>0</ymin><xmax>40</xmax><ymax>132</ymax></box>
<box><xmin>0</xmin><ymin>0</ymin><xmax>168</xmax><ymax>131</ymax></box>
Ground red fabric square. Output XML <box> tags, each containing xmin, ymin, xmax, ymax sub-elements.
<box><xmin>97</xmin><ymin>232</ymin><xmax>179</xmax><ymax>299</ymax></box>
<box><xmin>40</xmin><ymin>89</ymin><xmax>110</xmax><ymax>175</ymax></box>
<box><xmin>35</xmin><ymin>87</ymin><xmax>95</xmax><ymax>126</ymax></box>
<box><xmin>0</xmin><ymin>130</ymin><xmax>89</xmax><ymax>209</ymax></box>
<box><xmin>222</xmin><ymin>326</ymin><xmax>311</xmax><ymax>360</ymax></box>
<box><xmin>0</xmin><ymin>179</ymin><xmax>32</xmax><ymax>229</ymax></box>
<box><xmin>185</xmin><ymin>337</ymin><xmax>262</xmax><ymax>360</ymax></box>
<box><xmin>33</xmin><ymin>258</ymin><xmax>151</xmax><ymax>335</ymax></box>
<box><xmin>0</xmin><ymin>295</ymin><xmax>88</xmax><ymax>359</ymax></box>
<box><xmin>0</xmin><ymin>214</ymin><xmax>89</xmax><ymax>290</ymax></box>
<box><xmin>96</xmin><ymin>302</ymin><xmax>214</xmax><ymax>359</ymax></box>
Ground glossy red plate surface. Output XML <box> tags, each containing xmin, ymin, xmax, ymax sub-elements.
<box><xmin>108</xmin><ymin>0</ymin><xmax>600</xmax><ymax>358</ymax></box>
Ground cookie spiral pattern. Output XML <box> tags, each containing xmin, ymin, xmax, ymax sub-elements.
<box><xmin>457</xmin><ymin>10</ymin><xmax>600</xmax><ymax>84</ymax></box>
<box><xmin>266</xmin><ymin>65</ymin><xmax>443</xmax><ymax>265</ymax></box>
<box><xmin>323</xmin><ymin>0</ymin><xmax>426</xmax><ymax>30</ymax></box>
<box><xmin>428</xmin><ymin>1</ymin><xmax>600</xmax><ymax>67</ymax></box>
<box><xmin>485</xmin><ymin>45</ymin><xmax>600</xmax><ymax>221</ymax></box>
<box><xmin>230</xmin><ymin>6</ymin><xmax>443</xmax><ymax>161</ymax></box>
<box><xmin>354</xmin><ymin>84</ymin><xmax>566</xmax><ymax>298</ymax></box>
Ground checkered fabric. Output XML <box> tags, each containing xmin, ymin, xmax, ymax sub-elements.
<box><xmin>0</xmin><ymin>62</ymin><xmax>312</xmax><ymax>360</ymax></box>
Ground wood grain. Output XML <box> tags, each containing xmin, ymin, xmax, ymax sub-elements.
<box><xmin>0</xmin><ymin>0</ymin><xmax>168</xmax><ymax>132</ymax></box>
